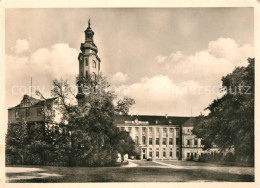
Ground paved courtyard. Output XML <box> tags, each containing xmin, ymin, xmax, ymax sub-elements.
<box><xmin>6</xmin><ymin>160</ymin><xmax>254</xmax><ymax>182</ymax></box>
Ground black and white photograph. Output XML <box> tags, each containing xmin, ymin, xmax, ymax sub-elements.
<box><xmin>0</xmin><ymin>1</ymin><xmax>259</xmax><ymax>185</ymax></box>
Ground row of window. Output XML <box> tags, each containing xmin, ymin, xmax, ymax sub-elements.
<box><xmin>15</xmin><ymin>108</ymin><xmax>42</xmax><ymax>118</ymax></box>
<box><xmin>120</xmin><ymin>127</ymin><xmax>179</xmax><ymax>134</ymax></box>
<box><xmin>148</xmin><ymin>151</ymin><xmax>180</xmax><ymax>158</ymax></box>
<box><xmin>186</xmin><ymin>152</ymin><xmax>198</xmax><ymax>158</ymax></box>
<box><xmin>85</xmin><ymin>58</ymin><xmax>99</xmax><ymax>69</ymax></box>
<box><xmin>135</xmin><ymin>136</ymin><xmax>180</xmax><ymax>145</ymax></box>
<box><xmin>186</xmin><ymin>139</ymin><xmax>198</xmax><ymax>146</ymax></box>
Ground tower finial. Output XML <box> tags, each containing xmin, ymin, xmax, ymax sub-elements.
<box><xmin>88</xmin><ymin>19</ymin><xmax>91</xmax><ymax>27</ymax></box>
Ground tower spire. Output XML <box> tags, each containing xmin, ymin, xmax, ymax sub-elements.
<box><xmin>88</xmin><ymin>19</ymin><xmax>91</xmax><ymax>28</ymax></box>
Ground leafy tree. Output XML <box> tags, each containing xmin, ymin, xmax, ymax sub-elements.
<box><xmin>193</xmin><ymin>58</ymin><xmax>254</xmax><ymax>164</ymax></box>
<box><xmin>6</xmin><ymin>121</ymin><xmax>27</xmax><ymax>164</ymax></box>
<box><xmin>49</xmin><ymin>74</ymin><xmax>138</xmax><ymax>166</ymax></box>
<box><xmin>115</xmin><ymin>97</ymin><xmax>135</xmax><ymax>115</ymax></box>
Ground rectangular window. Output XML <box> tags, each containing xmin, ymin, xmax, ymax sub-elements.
<box><xmin>170</xmin><ymin>151</ymin><xmax>173</xmax><ymax>157</ymax></box>
<box><xmin>149</xmin><ymin>127</ymin><xmax>152</xmax><ymax>132</ymax></box>
<box><xmin>187</xmin><ymin>153</ymin><xmax>190</xmax><ymax>158</ymax></box>
<box><xmin>162</xmin><ymin>138</ymin><xmax>166</xmax><ymax>145</ymax></box>
<box><xmin>195</xmin><ymin>153</ymin><xmax>197</xmax><ymax>158</ymax></box>
<box><xmin>156</xmin><ymin>138</ymin><xmax>159</xmax><ymax>145</ymax></box>
<box><xmin>176</xmin><ymin>138</ymin><xmax>180</xmax><ymax>145</ymax></box>
<box><xmin>194</xmin><ymin>139</ymin><xmax>198</xmax><ymax>146</ymax></box>
<box><xmin>15</xmin><ymin>110</ymin><xmax>19</xmax><ymax>119</ymax></box>
<box><xmin>149</xmin><ymin>152</ymin><xmax>152</xmax><ymax>157</ymax></box>
<box><xmin>26</xmin><ymin>109</ymin><xmax>30</xmax><ymax>117</ymax></box>
<box><xmin>142</xmin><ymin>127</ymin><xmax>146</xmax><ymax>136</ymax></box>
<box><xmin>85</xmin><ymin>58</ymin><xmax>88</xmax><ymax>66</ymax></box>
<box><xmin>187</xmin><ymin>140</ymin><xmax>191</xmax><ymax>146</ymax></box>
<box><xmin>169</xmin><ymin>138</ymin><xmax>173</xmax><ymax>145</ymax></box>
<box><xmin>149</xmin><ymin>138</ymin><xmax>152</xmax><ymax>145</ymax></box>
<box><xmin>142</xmin><ymin>136</ymin><xmax>146</xmax><ymax>145</ymax></box>
<box><xmin>156</xmin><ymin>151</ymin><xmax>159</xmax><ymax>157</ymax></box>
<box><xmin>176</xmin><ymin>151</ymin><xmax>179</xmax><ymax>158</ymax></box>
<box><xmin>163</xmin><ymin>151</ymin><xmax>166</xmax><ymax>157</ymax></box>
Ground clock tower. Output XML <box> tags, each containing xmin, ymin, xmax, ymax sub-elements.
<box><xmin>76</xmin><ymin>19</ymin><xmax>101</xmax><ymax>103</ymax></box>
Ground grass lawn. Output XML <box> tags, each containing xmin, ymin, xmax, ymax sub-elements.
<box><xmin>6</xmin><ymin>164</ymin><xmax>254</xmax><ymax>182</ymax></box>
<box><xmin>159</xmin><ymin>160</ymin><xmax>225</xmax><ymax>167</ymax></box>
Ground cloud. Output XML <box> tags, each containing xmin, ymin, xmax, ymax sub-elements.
<box><xmin>119</xmin><ymin>38</ymin><xmax>253</xmax><ymax>116</ymax></box>
<box><xmin>156</xmin><ymin>38</ymin><xmax>254</xmax><ymax>85</ymax></box>
<box><xmin>11</xmin><ymin>39</ymin><xmax>30</xmax><ymax>54</ymax></box>
<box><xmin>116</xmin><ymin>75</ymin><xmax>221</xmax><ymax>116</ymax></box>
<box><xmin>110</xmin><ymin>72</ymin><xmax>128</xmax><ymax>84</ymax></box>
<box><xmin>6</xmin><ymin>42</ymin><xmax>79</xmax><ymax>107</ymax></box>
<box><xmin>207</xmin><ymin>37</ymin><xmax>254</xmax><ymax>64</ymax></box>
<box><xmin>156</xmin><ymin>55</ymin><xmax>167</xmax><ymax>64</ymax></box>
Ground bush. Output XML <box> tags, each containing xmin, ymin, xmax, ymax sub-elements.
<box><xmin>224</xmin><ymin>152</ymin><xmax>236</xmax><ymax>162</ymax></box>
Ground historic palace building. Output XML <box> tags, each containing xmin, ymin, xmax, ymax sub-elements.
<box><xmin>8</xmin><ymin>21</ymin><xmax>219</xmax><ymax>161</ymax></box>
<box><xmin>115</xmin><ymin>115</ymin><xmax>208</xmax><ymax>160</ymax></box>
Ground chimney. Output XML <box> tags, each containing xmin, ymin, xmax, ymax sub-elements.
<box><xmin>165</xmin><ymin>114</ymin><xmax>168</xmax><ymax>118</ymax></box>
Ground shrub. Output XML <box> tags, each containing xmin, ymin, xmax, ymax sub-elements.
<box><xmin>224</xmin><ymin>152</ymin><xmax>236</xmax><ymax>162</ymax></box>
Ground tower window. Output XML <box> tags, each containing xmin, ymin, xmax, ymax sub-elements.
<box><xmin>37</xmin><ymin>108</ymin><xmax>42</xmax><ymax>116</ymax></box>
<box><xmin>26</xmin><ymin>109</ymin><xmax>30</xmax><ymax>117</ymax></box>
<box><xmin>85</xmin><ymin>58</ymin><xmax>89</xmax><ymax>66</ymax></box>
<box><xmin>92</xmin><ymin>60</ymin><xmax>96</xmax><ymax>68</ymax></box>
<box><xmin>86</xmin><ymin>71</ymin><xmax>89</xmax><ymax>78</ymax></box>
<box><xmin>15</xmin><ymin>110</ymin><xmax>19</xmax><ymax>119</ymax></box>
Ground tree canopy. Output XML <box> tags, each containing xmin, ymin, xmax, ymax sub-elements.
<box><xmin>193</xmin><ymin>58</ymin><xmax>254</xmax><ymax>163</ymax></box>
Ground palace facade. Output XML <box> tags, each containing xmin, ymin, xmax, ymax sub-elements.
<box><xmin>115</xmin><ymin>115</ymin><xmax>212</xmax><ymax>160</ymax></box>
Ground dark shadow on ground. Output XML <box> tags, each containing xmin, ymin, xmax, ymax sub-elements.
<box><xmin>6</xmin><ymin>166</ymin><xmax>254</xmax><ymax>182</ymax></box>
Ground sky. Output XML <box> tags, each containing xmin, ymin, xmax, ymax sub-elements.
<box><xmin>5</xmin><ymin>8</ymin><xmax>254</xmax><ymax>116</ymax></box>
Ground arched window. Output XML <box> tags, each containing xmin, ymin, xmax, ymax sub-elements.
<box><xmin>91</xmin><ymin>72</ymin><xmax>96</xmax><ymax>80</ymax></box>
<box><xmin>135</xmin><ymin>136</ymin><xmax>138</xmax><ymax>144</ymax></box>
<box><xmin>92</xmin><ymin>60</ymin><xmax>96</xmax><ymax>68</ymax></box>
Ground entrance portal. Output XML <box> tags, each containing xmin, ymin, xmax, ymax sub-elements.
<box><xmin>142</xmin><ymin>149</ymin><xmax>146</xmax><ymax>159</ymax></box>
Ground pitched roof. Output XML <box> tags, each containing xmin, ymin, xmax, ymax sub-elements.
<box><xmin>182</xmin><ymin>117</ymin><xmax>196</xmax><ymax>127</ymax></box>
<box><xmin>8</xmin><ymin>95</ymin><xmax>57</xmax><ymax>110</ymax></box>
<box><xmin>114</xmin><ymin>114</ymin><xmax>190</xmax><ymax>126</ymax></box>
